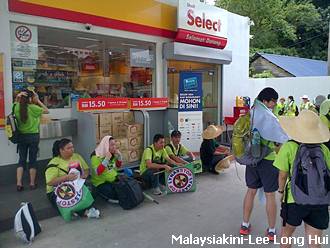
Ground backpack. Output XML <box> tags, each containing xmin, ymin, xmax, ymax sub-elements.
<box><xmin>113</xmin><ymin>176</ymin><xmax>144</xmax><ymax>210</ymax></box>
<box><xmin>289</xmin><ymin>144</ymin><xmax>330</xmax><ymax>205</ymax></box>
<box><xmin>14</xmin><ymin>202</ymin><xmax>41</xmax><ymax>243</ymax></box>
<box><xmin>295</xmin><ymin>106</ymin><xmax>299</xmax><ymax>116</ymax></box>
<box><xmin>232</xmin><ymin>111</ymin><xmax>271</xmax><ymax>166</ymax></box>
<box><xmin>5</xmin><ymin>104</ymin><xmax>20</xmax><ymax>144</ymax></box>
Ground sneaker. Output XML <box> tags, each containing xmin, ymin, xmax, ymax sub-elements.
<box><xmin>152</xmin><ymin>187</ymin><xmax>162</xmax><ymax>195</ymax></box>
<box><xmin>266</xmin><ymin>229</ymin><xmax>276</xmax><ymax>242</ymax></box>
<box><xmin>159</xmin><ymin>184</ymin><xmax>167</xmax><ymax>191</ymax></box>
<box><xmin>86</xmin><ymin>207</ymin><xmax>100</xmax><ymax>219</ymax></box>
<box><xmin>108</xmin><ymin>198</ymin><xmax>119</xmax><ymax>204</ymax></box>
<box><xmin>239</xmin><ymin>224</ymin><xmax>251</xmax><ymax>235</ymax></box>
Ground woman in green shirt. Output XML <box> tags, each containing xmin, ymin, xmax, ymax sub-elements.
<box><xmin>14</xmin><ymin>90</ymin><xmax>49</xmax><ymax>191</ymax></box>
<box><xmin>46</xmin><ymin>138</ymin><xmax>100</xmax><ymax>218</ymax></box>
<box><xmin>90</xmin><ymin>135</ymin><xmax>123</xmax><ymax>203</ymax></box>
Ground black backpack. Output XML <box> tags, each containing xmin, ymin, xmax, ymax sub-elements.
<box><xmin>113</xmin><ymin>176</ymin><xmax>144</xmax><ymax>210</ymax></box>
<box><xmin>295</xmin><ymin>106</ymin><xmax>299</xmax><ymax>116</ymax></box>
<box><xmin>5</xmin><ymin>104</ymin><xmax>20</xmax><ymax>144</ymax></box>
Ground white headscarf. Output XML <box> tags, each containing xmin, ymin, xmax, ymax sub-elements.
<box><xmin>95</xmin><ymin>135</ymin><xmax>112</xmax><ymax>157</ymax></box>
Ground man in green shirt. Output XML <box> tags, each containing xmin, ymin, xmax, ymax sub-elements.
<box><xmin>240</xmin><ymin>88</ymin><xmax>282</xmax><ymax>241</ymax></box>
<box><xmin>165</xmin><ymin>130</ymin><xmax>195</xmax><ymax>164</ymax></box>
<box><xmin>274</xmin><ymin>110</ymin><xmax>330</xmax><ymax>247</ymax></box>
<box><xmin>140</xmin><ymin>134</ymin><xmax>183</xmax><ymax>196</ymax></box>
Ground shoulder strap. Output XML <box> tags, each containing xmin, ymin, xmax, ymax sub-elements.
<box><xmin>12</xmin><ymin>103</ymin><xmax>17</xmax><ymax>115</ymax></box>
<box><xmin>165</xmin><ymin>144</ymin><xmax>175</xmax><ymax>155</ymax></box>
<box><xmin>90</xmin><ymin>151</ymin><xmax>96</xmax><ymax>158</ymax></box>
<box><xmin>45</xmin><ymin>164</ymin><xmax>68</xmax><ymax>175</ymax></box>
<box><xmin>146</xmin><ymin>146</ymin><xmax>154</xmax><ymax>161</ymax></box>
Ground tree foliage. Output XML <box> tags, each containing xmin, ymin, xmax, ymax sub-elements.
<box><xmin>216</xmin><ymin>0</ymin><xmax>329</xmax><ymax>60</ymax></box>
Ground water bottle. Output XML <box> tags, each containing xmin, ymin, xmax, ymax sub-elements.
<box><xmin>251</xmin><ymin>128</ymin><xmax>261</xmax><ymax>158</ymax></box>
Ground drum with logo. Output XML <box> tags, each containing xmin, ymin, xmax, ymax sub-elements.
<box><xmin>55</xmin><ymin>181</ymin><xmax>94</xmax><ymax>221</ymax></box>
<box><xmin>165</xmin><ymin>163</ymin><xmax>196</xmax><ymax>194</ymax></box>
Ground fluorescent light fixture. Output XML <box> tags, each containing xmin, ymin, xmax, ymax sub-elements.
<box><xmin>85</xmin><ymin>44</ymin><xmax>99</xmax><ymax>49</ymax></box>
<box><xmin>39</xmin><ymin>44</ymin><xmax>59</xmax><ymax>48</ymax></box>
<box><xmin>77</xmin><ymin>37</ymin><xmax>100</xmax><ymax>42</ymax></box>
<box><xmin>121</xmin><ymin>43</ymin><xmax>137</xmax><ymax>47</ymax></box>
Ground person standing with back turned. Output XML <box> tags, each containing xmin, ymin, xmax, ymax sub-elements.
<box><xmin>14</xmin><ymin>89</ymin><xmax>49</xmax><ymax>191</ymax></box>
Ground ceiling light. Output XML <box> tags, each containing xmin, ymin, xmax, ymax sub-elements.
<box><xmin>77</xmin><ymin>37</ymin><xmax>100</xmax><ymax>42</ymax></box>
<box><xmin>121</xmin><ymin>43</ymin><xmax>137</xmax><ymax>47</ymax></box>
<box><xmin>85</xmin><ymin>44</ymin><xmax>99</xmax><ymax>49</ymax></box>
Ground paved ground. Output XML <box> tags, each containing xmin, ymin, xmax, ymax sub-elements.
<box><xmin>1</xmin><ymin>163</ymin><xmax>329</xmax><ymax>248</ymax></box>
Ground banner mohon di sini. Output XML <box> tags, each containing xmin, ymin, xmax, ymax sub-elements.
<box><xmin>178</xmin><ymin>72</ymin><xmax>203</xmax><ymax>152</ymax></box>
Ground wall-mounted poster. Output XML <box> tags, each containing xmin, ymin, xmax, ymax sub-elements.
<box><xmin>10</xmin><ymin>23</ymin><xmax>38</xmax><ymax>60</ymax></box>
<box><xmin>178</xmin><ymin>71</ymin><xmax>203</xmax><ymax>152</ymax></box>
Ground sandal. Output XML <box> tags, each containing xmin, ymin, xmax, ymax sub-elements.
<box><xmin>17</xmin><ymin>185</ymin><xmax>24</xmax><ymax>192</ymax></box>
<box><xmin>29</xmin><ymin>184</ymin><xmax>37</xmax><ymax>190</ymax></box>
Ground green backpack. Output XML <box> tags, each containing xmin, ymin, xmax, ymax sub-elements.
<box><xmin>232</xmin><ymin>112</ymin><xmax>251</xmax><ymax>158</ymax></box>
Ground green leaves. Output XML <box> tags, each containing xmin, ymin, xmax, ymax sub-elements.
<box><xmin>216</xmin><ymin>0</ymin><xmax>328</xmax><ymax>60</ymax></box>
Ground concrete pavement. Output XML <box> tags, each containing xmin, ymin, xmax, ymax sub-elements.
<box><xmin>1</xmin><ymin>163</ymin><xmax>328</xmax><ymax>248</ymax></box>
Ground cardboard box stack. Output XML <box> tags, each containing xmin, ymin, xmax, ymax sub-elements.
<box><xmin>95</xmin><ymin>111</ymin><xmax>144</xmax><ymax>164</ymax></box>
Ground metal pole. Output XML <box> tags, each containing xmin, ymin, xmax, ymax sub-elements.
<box><xmin>328</xmin><ymin>21</ymin><xmax>330</xmax><ymax>76</ymax></box>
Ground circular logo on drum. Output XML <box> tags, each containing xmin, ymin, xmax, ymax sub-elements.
<box><xmin>167</xmin><ymin>167</ymin><xmax>194</xmax><ymax>193</ymax></box>
<box><xmin>15</xmin><ymin>25</ymin><xmax>32</xmax><ymax>42</ymax></box>
<box><xmin>55</xmin><ymin>182</ymin><xmax>82</xmax><ymax>208</ymax></box>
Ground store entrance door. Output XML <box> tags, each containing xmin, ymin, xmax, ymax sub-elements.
<box><xmin>167</xmin><ymin>60</ymin><xmax>220</xmax><ymax>128</ymax></box>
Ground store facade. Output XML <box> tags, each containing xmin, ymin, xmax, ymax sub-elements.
<box><xmin>0</xmin><ymin>0</ymin><xmax>250</xmax><ymax>166</ymax></box>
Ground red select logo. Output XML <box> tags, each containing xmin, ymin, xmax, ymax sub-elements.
<box><xmin>187</xmin><ymin>9</ymin><xmax>221</xmax><ymax>32</ymax></box>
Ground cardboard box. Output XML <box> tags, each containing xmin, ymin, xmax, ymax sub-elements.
<box><xmin>111</xmin><ymin>112</ymin><xmax>124</xmax><ymax>125</ymax></box>
<box><xmin>115</xmin><ymin>138</ymin><xmax>129</xmax><ymax>151</ymax></box>
<box><xmin>112</xmin><ymin>124</ymin><xmax>126</xmax><ymax>138</ymax></box>
<box><xmin>123</xmin><ymin>112</ymin><xmax>134</xmax><ymax>124</ymax></box>
<box><xmin>92</xmin><ymin>113</ymin><xmax>99</xmax><ymax>127</ymax></box>
<box><xmin>121</xmin><ymin>152</ymin><xmax>129</xmax><ymax>163</ymax></box>
<box><xmin>127</xmin><ymin>136</ymin><xmax>143</xmax><ymax>150</ymax></box>
<box><xmin>99</xmin><ymin>113</ymin><xmax>112</xmax><ymax>126</ymax></box>
<box><xmin>99</xmin><ymin>126</ymin><xmax>112</xmax><ymax>139</ymax></box>
<box><xmin>123</xmin><ymin>123</ymin><xmax>143</xmax><ymax>137</ymax></box>
<box><xmin>127</xmin><ymin>149</ymin><xmax>141</xmax><ymax>163</ymax></box>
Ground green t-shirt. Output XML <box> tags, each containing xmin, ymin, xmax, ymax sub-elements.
<box><xmin>320</xmin><ymin>115</ymin><xmax>330</xmax><ymax>129</ymax></box>
<box><xmin>273</xmin><ymin>103</ymin><xmax>285</xmax><ymax>117</ymax></box>
<box><xmin>90</xmin><ymin>155</ymin><xmax>118</xmax><ymax>187</ymax></box>
<box><xmin>139</xmin><ymin>144</ymin><xmax>169</xmax><ymax>175</ymax></box>
<box><xmin>14</xmin><ymin>103</ymin><xmax>43</xmax><ymax>134</ymax></box>
<box><xmin>273</xmin><ymin>141</ymin><xmax>330</xmax><ymax>203</ymax></box>
<box><xmin>261</xmin><ymin>138</ymin><xmax>276</xmax><ymax>161</ymax></box>
<box><xmin>165</xmin><ymin>142</ymin><xmax>189</xmax><ymax>157</ymax></box>
<box><xmin>285</xmin><ymin>102</ymin><xmax>297</xmax><ymax>117</ymax></box>
<box><xmin>45</xmin><ymin>153</ymin><xmax>89</xmax><ymax>193</ymax></box>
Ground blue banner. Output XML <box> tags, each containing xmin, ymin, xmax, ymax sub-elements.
<box><xmin>178</xmin><ymin>72</ymin><xmax>203</xmax><ymax>112</ymax></box>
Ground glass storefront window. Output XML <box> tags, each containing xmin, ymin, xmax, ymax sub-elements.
<box><xmin>167</xmin><ymin>60</ymin><xmax>220</xmax><ymax>127</ymax></box>
<box><xmin>10</xmin><ymin>23</ymin><xmax>155</xmax><ymax>108</ymax></box>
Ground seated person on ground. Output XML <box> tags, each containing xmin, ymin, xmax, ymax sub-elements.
<box><xmin>140</xmin><ymin>134</ymin><xmax>183</xmax><ymax>195</ymax></box>
<box><xmin>45</xmin><ymin>138</ymin><xmax>100</xmax><ymax>219</ymax></box>
<box><xmin>90</xmin><ymin>135</ymin><xmax>123</xmax><ymax>203</ymax></box>
<box><xmin>165</xmin><ymin>130</ymin><xmax>195</xmax><ymax>164</ymax></box>
<box><xmin>200</xmin><ymin>125</ymin><xmax>227</xmax><ymax>175</ymax></box>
